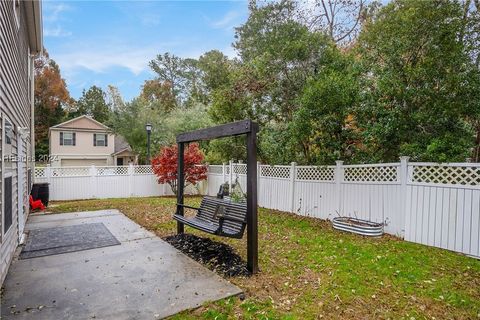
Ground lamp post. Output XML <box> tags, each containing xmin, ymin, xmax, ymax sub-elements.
<box><xmin>145</xmin><ymin>123</ymin><xmax>152</xmax><ymax>164</ymax></box>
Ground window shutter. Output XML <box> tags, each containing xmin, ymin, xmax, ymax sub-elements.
<box><xmin>93</xmin><ymin>133</ymin><xmax>97</xmax><ymax>146</ymax></box>
<box><xmin>60</xmin><ymin>132</ymin><xmax>64</xmax><ymax>146</ymax></box>
<box><xmin>72</xmin><ymin>133</ymin><xmax>76</xmax><ymax>146</ymax></box>
<box><xmin>105</xmin><ymin>134</ymin><xmax>108</xmax><ymax>146</ymax></box>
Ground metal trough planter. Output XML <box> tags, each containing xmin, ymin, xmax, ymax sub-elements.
<box><xmin>332</xmin><ymin>217</ymin><xmax>384</xmax><ymax>237</ymax></box>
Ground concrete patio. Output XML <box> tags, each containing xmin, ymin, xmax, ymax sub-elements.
<box><xmin>1</xmin><ymin>210</ymin><xmax>242</xmax><ymax>319</ymax></box>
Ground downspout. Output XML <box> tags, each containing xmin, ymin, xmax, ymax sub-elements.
<box><xmin>31</xmin><ymin>54</ymin><xmax>35</xmax><ymax>167</ymax></box>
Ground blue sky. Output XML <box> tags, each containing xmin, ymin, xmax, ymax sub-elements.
<box><xmin>42</xmin><ymin>1</ymin><xmax>249</xmax><ymax>101</ymax></box>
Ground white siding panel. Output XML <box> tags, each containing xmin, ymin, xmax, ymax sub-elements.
<box><xmin>463</xmin><ymin>190</ymin><xmax>472</xmax><ymax>254</ymax></box>
<box><xmin>472</xmin><ymin>192</ymin><xmax>480</xmax><ymax>257</ymax></box>
<box><xmin>384</xmin><ymin>185</ymin><xmax>404</xmax><ymax>236</ymax></box>
<box><xmin>207</xmin><ymin>174</ymin><xmax>224</xmax><ymax>196</ymax></box>
<box><xmin>294</xmin><ymin>181</ymin><xmax>336</xmax><ymax>219</ymax></box>
<box><xmin>50</xmin><ymin>176</ymin><xmax>92</xmax><ymax>201</ymax></box>
<box><xmin>259</xmin><ymin>177</ymin><xmax>290</xmax><ymax>212</ymax></box>
<box><xmin>131</xmin><ymin>175</ymin><xmax>164</xmax><ymax>197</ymax></box>
<box><xmin>404</xmin><ymin>184</ymin><xmax>480</xmax><ymax>258</ymax></box>
<box><xmin>434</xmin><ymin>188</ymin><xmax>443</xmax><ymax>248</ymax></box>
<box><xmin>404</xmin><ymin>186</ymin><xmax>413</xmax><ymax>241</ymax></box>
<box><xmin>441</xmin><ymin>188</ymin><xmax>450</xmax><ymax>250</ymax></box>
<box><xmin>96</xmin><ymin>176</ymin><xmax>129</xmax><ymax>199</ymax></box>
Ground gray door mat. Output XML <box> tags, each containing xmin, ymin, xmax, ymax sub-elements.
<box><xmin>20</xmin><ymin>222</ymin><xmax>121</xmax><ymax>259</ymax></box>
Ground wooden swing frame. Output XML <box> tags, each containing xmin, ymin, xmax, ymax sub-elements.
<box><xmin>175</xmin><ymin>119</ymin><xmax>259</xmax><ymax>273</ymax></box>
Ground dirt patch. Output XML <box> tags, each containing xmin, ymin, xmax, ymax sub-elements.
<box><xmin>163</xmin><ymin>233</ymin><xmax>251</xmax><ymax>278</ymax></box>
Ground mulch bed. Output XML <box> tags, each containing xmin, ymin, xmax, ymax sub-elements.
<box><xmin>163</xmin><ymin>233</ymin><xmax>251</xmax><ymax>277</ymax></box>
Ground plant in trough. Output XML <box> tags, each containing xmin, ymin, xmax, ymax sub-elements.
<box><xmin>230</xmin><ymin>177</ymin><xmax>246</xmax><ymax>203</ymax></box>
<box><xmin>151</xmin><ymin>143</ymin><xmax>207</xmax><ymax>195</ymax></box>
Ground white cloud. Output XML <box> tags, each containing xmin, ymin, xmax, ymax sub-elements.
<box><xmin>112</xmin><ymin>2</ymin><xmax>162</xmax><ymax>27</ymax></box>
<box><xmin>44</xmin><ymin>26</ymin><xmax>72</xmax><ymax>37</ymax></box>
<box><xmin>51</xmin><ymin>41</ymin><xmax>179</xmax><ymax>76</ymax></box>
<box><xmin>140</xmin><ymin>13</ymin><xmax>161</xmax><ymax>27</ymax></box>
<box><xmin>43</xmin><ymin>2</ymin><xmax>73</xmax><ymax>37</ymax></box>
<box><xmin>43</xmin><ymin>2</ymin><xmax>71</xmax><ymax>22</ymax></box>
<box><xmin>55</xmin><ymin>49</ymin><xmax>151</xmax><ymax>75</ymax></box>
<box><xmin>211</xmin><ymin>10</ymin><xmax>240</xmax><ymax>29</ymax></box>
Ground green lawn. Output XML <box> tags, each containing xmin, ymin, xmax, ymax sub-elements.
<box><xmin>48</xmin><ymin>196</ymin><xmax>480</xmax><ymax>319</ymax></box>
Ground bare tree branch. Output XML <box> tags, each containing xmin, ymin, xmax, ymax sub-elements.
<box><xmin>335</xmin><ymin>0</ymin><xmax>364</xmax><ymax>42</ymax></box>
<box><xmin>303</xmin><ymin>0</ymin><xmax>366</xmax><ymax>45</ymax></box>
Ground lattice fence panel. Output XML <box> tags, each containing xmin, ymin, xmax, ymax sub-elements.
<box><xmin>34</xmin><ymin>167</ymin><xmax>46</xmax><ymax>178</ymax></box>
<box><xmin>97</xmin><ymin>166</ymin><xmax>129</xmax><ymax>176</ymax></box>
<box><xmin>208</xmin><ymin>165</ymin><xmax>224</xmax><ymax>174</ymax></box>
<box><xmin>344</xmin><ymin>166</ymin><xmax>398</xmax><ymax>182</ymax></box>
<box><xmin>51</xmin><ymin>167</ymin><xmax>90</xmax><ymax>177</ymax></box>
<box><xmin>260</xmin><ymin>165</ymin><xmax>291</xmax><ymax>179</ymax></box>
<box><xmin>134</xmin><ymin>166</ymin><xmax>153</xmax><ymax>175</ymax></box>
<box><xmin>411</xmin><ymin>165</ymin><xmax>480</xmax><ymax>185</ymax></box>
<box><xmin>296</xmin><ymin>166</ymin><xmax>335</xmax><ymax>181</ymax></box>
<box><xmin>233</xmin><ymin>164</ymin><xmax>247</xmax><ymax>175</ymax></box>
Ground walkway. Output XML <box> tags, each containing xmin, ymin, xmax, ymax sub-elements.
<box><xmin>1</xmin><ymin>210</ymin><xmax>241</xmax><ymax>319</ymax></box>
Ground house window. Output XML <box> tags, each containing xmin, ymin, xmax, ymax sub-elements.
<box><xmin>60</xmin><ymin>132</ymin><xmax>76</xmax><ymax>146</ymax></box>
<box><xmin>4</xmin><ymin>119</ymin><xmax>13</xmax><ymax>145</ymax></box>
<box><xmin>13</xmin><ymin>0</ymin><xmax>20</xmax><ymax>29</ymax></box>
<box><xmin>4</xmin><ymin>176</ymin><xmax>12</xmax><ymax>234</ymax></box>
<box><xmin>94</xmin><ymin>134</ymin><xmax>108</xmax><ymax>147</ymax></box>
<box><xmin>3</xmin><ymin>118</ymin><xmax>14</xmax><ymax>172</ymax></box>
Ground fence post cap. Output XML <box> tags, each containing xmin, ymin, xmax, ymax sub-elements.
<box><xmin>335</xmin><ymin>160</ymin><xmax>344</xmax><ymax>165</ymax></box>
<box><xmin>399</xmin><ymin>156</ymin><xmax>410</xmax><ymax>162</ymax></box>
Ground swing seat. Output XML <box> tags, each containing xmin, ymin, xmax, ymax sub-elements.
<box><xmin>174</xmin><ymin>196</ymin><xmax>247</xmax><ymax>239</ymax></box>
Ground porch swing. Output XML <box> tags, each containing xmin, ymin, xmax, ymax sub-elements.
<box><xmin>173</xmin><ymin>120</ymin><xmax>259</xmax><ymax>273</ymax></box>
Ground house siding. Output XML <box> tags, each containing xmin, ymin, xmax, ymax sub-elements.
<box><xmin>49</xmin><ymin>117</ymin><xmax>117</xmax><ymax>166</ymax></box>
<box><xmin>59</xmin><ymin>117</ymin><xmax>109</xmax><ymax>130</ymax></box>
<box><xmin>0</xmin><ymin>0</ymin><xmax>36</xmax><ymax>285</ymax></box>
<box><xmin>50</xmin><ymin>130</ymin><xmax>115</xmax><ymax>166</ymax></box>
<box><xmin>50</xmin><ymin>130</ymin><xmax>115</xmax><ymax>156</ymax></box>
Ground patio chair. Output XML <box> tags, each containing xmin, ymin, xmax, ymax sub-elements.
<box><xmin>29</xmin><ymin>195</ymin><xmax>45</xmax><ymax>211</ymax></box>
<box><xmin>173</xmin><ymin>196</ymin><xmax>247</xmax><ymax>239</ymax></box>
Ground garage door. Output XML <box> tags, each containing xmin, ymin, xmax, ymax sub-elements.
<box><xmin>61</xmin><ymin>159</ymin><xmax>108</xmax><ymax>166</ymax></box>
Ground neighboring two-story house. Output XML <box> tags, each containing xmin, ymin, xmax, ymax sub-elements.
<box><xmin>0</xmin><ymin>0</ymin><xmax>42</xmax><ymax>284</ymax></box>
<box><xmin>49</xmin><ymin>115</ymin><xmax>137</xmax><ymax>166</ymax></box>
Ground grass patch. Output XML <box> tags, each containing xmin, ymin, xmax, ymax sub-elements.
<box><xmin>48</xmin><ymin>196</ymin><xmax>480</xmax><ymax>319</ymax></box>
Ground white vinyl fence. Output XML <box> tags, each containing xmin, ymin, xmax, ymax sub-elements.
<box><xmin>34</xmin><ymin>164</ymin><xmax>205</xmax><ymax>201</ymax></box>
<box><xmin>34</xmin><ymin>159</ymin><xmax>480</xmax><ymax>258</ymax></box>
<box><xmin>34</xmin><ymin>165</ymin><xmax>167</xmax><ymax>200</ymax></box>
<box><xmin>206</xmin><ymin>158</ymin><xmax>480</xmax><ymax>259</ymax></box>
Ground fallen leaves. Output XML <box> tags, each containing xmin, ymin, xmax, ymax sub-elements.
<box><xmin>47</xmin><ymin>197</ymin><xmax>480</xmax><ymax>319</ymax></box>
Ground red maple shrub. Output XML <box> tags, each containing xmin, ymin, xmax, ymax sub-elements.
<box><xmin>151</xmin><ymin>143</ymin><xmax>207</xmax><ymax>195</ymax></box>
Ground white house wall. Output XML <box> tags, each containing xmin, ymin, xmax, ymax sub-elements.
<box><xmin>0</xmin><ymin>0</ymin><xmax>36</xmax><ymax>285</ymax></box>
